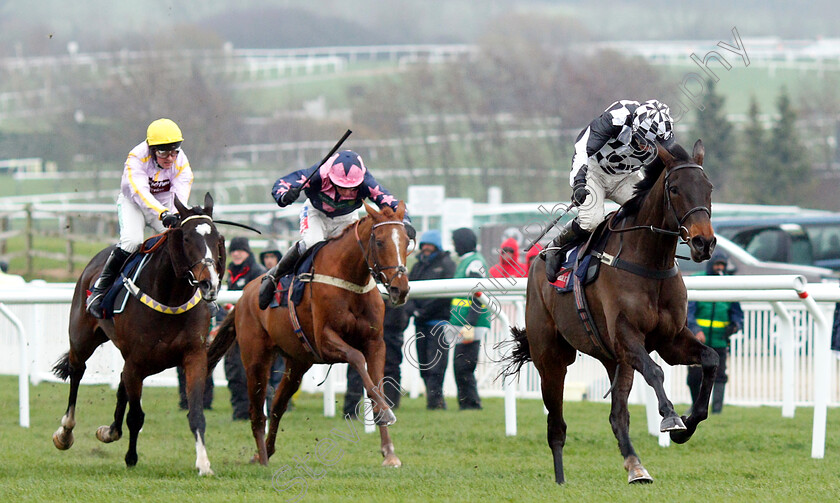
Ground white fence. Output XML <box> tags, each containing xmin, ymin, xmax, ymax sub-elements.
<box><xmin>2</xmin><ymin>276</ymin><xmax>840</xmax><ymax>456</ymax></box>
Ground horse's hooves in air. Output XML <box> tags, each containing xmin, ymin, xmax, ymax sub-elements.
<box><xmin>96</xmin><ymin>425</ymin><xmax>120</xmax><ymax>443</ymax></box>
<box><xmin>628</xmin><ymin>465</ymin><xmax>654</xmax><ymax>484</ymax></box>
<box><xmin>52</xmin><ymin>428</ymin><xmax>74</xmax><ymax>450</ymax></box>
<box><xmin>374</xmin><ymin>408</ymin><xmax>397</xmax><ymax>427</ymax></box>
<box><xmin>382</xmin><ymin>455</ymin><xmax>402</xmax><ymax>468</ymax></box>
<box><xmin>669</xmin><ymin>418</ymin><xmax>695</xmax><ymax>444</ymax></box>
<box><xmin>659</xmin><ymin>415</ymin><xmax>686</xmax><ymax>432</ymax></box>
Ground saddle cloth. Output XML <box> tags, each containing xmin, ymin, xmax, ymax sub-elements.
<box><xmin>100</xmin><ymin>234</ymin><xmax>165</xmax><ymax>319</ymax></box>
<box><xmin>269</xmin><ymin>241</ymin><xmax>328</xmax><ymax>309</ymax></box>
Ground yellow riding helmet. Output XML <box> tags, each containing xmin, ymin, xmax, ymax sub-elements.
<box><xmin>146</xmin><ymin>118</ymin><xmax>183</xmax><ymax>147</ymax></box>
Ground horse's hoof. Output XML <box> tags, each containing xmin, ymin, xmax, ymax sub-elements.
<box><xmin>96</xmin><ymin>425</ymin><xmax>119</xmax><ymax>443</ymax></box>
<box><xmin>52</xmin><ymin>428</ymin><xmax>74</xmax><ymax>450</ymax></box>
<box><xmin>659</xmin><ymin>415</ymin><xmax>686</xmax><ymax>432</ymax></box>
<box><xmin>382</xmin><ymin>455</ymin><xmax>402</xmax><ymax>468</ymax></box>
<box><xmin>198</xmin><ymin>467</ymin><xmax>215</xmax><ymax>476</ymax></box>
<box><xmin>628</xmin><ymin>465</ymin><xmax>654</xmax><ymax>484</ymax></box>
<box><xmin>375</xmin><ymin>409</ymin><xmax>397</xmax><ymax>427</ymax></box>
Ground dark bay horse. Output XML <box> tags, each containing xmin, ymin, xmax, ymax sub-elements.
<box><xmin>503</xmin><ymin>140</ymin><xmax>719</xmax><ymax>484</ymax></box>
<box><xmin>207</xmin><ymin>201</ymin><xmax>410</xmax><ymax>467</ymax></box>
<box><xmin>52</xmin><ymin>193</ymin><xmax>225</xmax><ymax>475</ymax></box>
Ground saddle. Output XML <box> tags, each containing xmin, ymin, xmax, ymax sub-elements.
<box><xmin>549</xmin><ymin>217</ymin><xmax>611</xmax><ymax>294</ymax></box>
<box><xmin>99</xmin><ymin>234</ymin><xmax>166</xmax><ymax>319</ymax></box>
<box><xmin>268</xmin><ymin>241</ymin><xmax>329</xmax><ymax>309</ymax></box>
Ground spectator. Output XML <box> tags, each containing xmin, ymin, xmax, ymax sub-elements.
<box><xmin>686</xmin><ymin>250</ymin><xmax>744</xmax><ymax>414</ymax></box>
<box><xmin>259</xmin><ymin>243</ymin><xmax>283</xmax><ymax>271</ymax></box>
<box><xmin>525</xmin><ymin>244</ymin><xmax>544</xmax><ymax>276</ymax></box>
<box><xmin>343</xmin><ymin>303</ymin><xmax>410</xmax><ymax>418</ymax></box>
<box><xmin>405</xmin><ymin>229</ymin><xmax>456</xmax><ymax>409</ymax></box>
<box><xmin>489</xmin><ymin>237</ymin><xmax>526</xmax><ymax>279</ymax></box>
<box><xmin>448</xmin><ymin>227</ymin><xmax>490</xmax><ymax>410</ymax></box>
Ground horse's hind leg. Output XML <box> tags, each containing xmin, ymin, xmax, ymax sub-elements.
<box><xmin>53</xmin><ymin>325</ymin><xmax>107</xmax><ymax>450</ymax></box>
<box><xmin>242</xmin><ymin>344</ymin><xmax>275</xmax><ymax>466</ymax></box>
<box><xmin>656</xmin><ymin>325</ymin><xmax>720</xmax><ymax>444</ymax></box>
<box><xmin>606</xmin><ymin>362</ymin><xmax>653</xmax><ymax>484</ymax></box>
<box><xmin>183</xmin><ymin>353</ymin><xmax>213</xmax><ymax>475</ymax></box>
<box><xmin>263</xmin><ymin>358</ymin><xmax>312</xmax><ymax>465</ymax></box>
<box><xmin>615</xmin><ymin>314</ymin><xmax>685</xmax><ymax>433</ymax></box>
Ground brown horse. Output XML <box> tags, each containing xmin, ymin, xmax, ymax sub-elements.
<box><xmin>207</xmin><ymin>201</ymin><xmax>410</xmax><ymax>467</ymax></box>
<box><xmin>502</xmin><ymin>140</ymin><xmax>719</xmax><ymax>484</ymax></box>
<box><xmin>52</xmin><ymin>193</ymin><xmax>226</xmax><ymax>475</ymax></box>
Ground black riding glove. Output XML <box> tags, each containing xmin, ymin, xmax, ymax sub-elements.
<box><xmin>160</xmin><ymin>211</ymin><xmax>180</xmax><ymax>228</ymax></box>
<box><xmin>572</xmin><ymin>184</ymin><xmax>589</xmax><ymax>206</ymax></box>
<box><xmin>281</xmin><ymin>187</ymin><xmax>301</xmax><ymax>205</ymax></box>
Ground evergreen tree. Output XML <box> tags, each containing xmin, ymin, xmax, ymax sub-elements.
<box><xmin>737</xmin><ymin>96</ymin><xmax>770</xmax><ymax>204</ymax></box>
<box><xmin>690</xmin><ymin>79</ymin><xmax>734</xmax><ymax>199</ymax></box>
<box><xmin>769</xmin><ymin>87</ymin><xmax>812</xmax><ymax>204</ymax></box>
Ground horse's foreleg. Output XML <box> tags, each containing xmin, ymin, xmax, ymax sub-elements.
<box><xmin>615</xmin><ymin>315</ymin><xmax>685</xmax><ymax>433</ymax></box>
<box><xmin>264</xmin><ymin>358</ymin><xmax>311</xmax><ymax>463</ymax></box>
<box><xmin>607</xmin><ymin>362</ymin><xmax>653</xmax><ymax>484</ymax></box>
<box><xmin>121</xmin><ymin>370</ymin><xmax>145</xmax><ymax>468</ymax></box>
<box><xmin>362</xmin><ymin>338</ymin><xmax>401</xmax><ymax>467</ymax></box>
<box><xmin>657</xmin><ymin>326</ymin><xmax>720</xmax><ymax>444</ymax></box>
<box><xmin>184</xmin><ymin>354</ymin><xmax>213</xmax><ymax>476</ymax></box>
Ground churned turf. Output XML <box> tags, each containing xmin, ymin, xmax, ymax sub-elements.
<box><xmin>0</xmin><ymin>375</ymin><xmax>838</xmax><ymax>502</ymax></box>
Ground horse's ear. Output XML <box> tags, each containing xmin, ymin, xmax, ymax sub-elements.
<box><xmin>692</xmin><ymin>139</ymin><xmax>705</xmax><ymax>166</ymax></box>
<box><xmin>167</xmin><ymin>228</ymin><xmax>190</xmax><ymax>277</ymax></box>
<box><xmin>364</xmin><ymin>201</ymin><xmax>378</xmax><ymax>217</ymax></box>
<box><xmin>396</xmin><ymin>200</ymin><xmax>406</xmax><ymax>220</ymax></box>
<box><xmin>656</xmin><ymin>142</ymin><xmax>676</xmax><ymax>166</ymax></box>
<box><xmin>174</xmin><ymin>195</ymin><xmax>188</xmax><ymax>216</ymax></box>
<box><xmin>203</xmin><ymin>192</ymin><xmax>214</xmax><ymax>217</ymax></box>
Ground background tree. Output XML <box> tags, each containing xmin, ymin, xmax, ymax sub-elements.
<box><xmin>736</xmin><ymin>96</ymin><xmax>769</xmax><ymax>203</ymax></box>
<box><xmin>689</xmin><ymin>78</ymin><xmax>735</xmax><ymax>200</ymax></box>
<box><xmin>769</xmin><ymin>87</ymin><xmax>813</xmax><ymax>204</ymax></box>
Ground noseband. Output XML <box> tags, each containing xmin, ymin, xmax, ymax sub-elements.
<box><xmin>610</xmin><ymin>162</ymin><xmax>710</xmax><ymax>243</ymax></box>
<box><xmin>355</xmin><ymin>220</ymin><xmax>408</xmax><ymax>289</ymax></box>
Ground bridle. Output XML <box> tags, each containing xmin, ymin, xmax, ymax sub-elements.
<box><xmin>178</xmin><ymin>214</ymin><xmax>222</xmax><ymax>290</ymax></box>
<box><xmin>609</xmin><ymin>162</ymin><xmax>711</xmax><ymax>243</ymax></box>
<box><xmin>354</xmin><ymin>219</ymin><xmax>408</xmax><ymax>289</ymax></box>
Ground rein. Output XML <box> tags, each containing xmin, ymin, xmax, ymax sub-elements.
<box><xmin>354</xmin><ymin>219</ymin><xmax>408</xmax><ymax>289</ymax></box>
<box><xmin>608</xmin><ymin>162</ymin><xmax>710</xmax><ymax>243</ymax></box>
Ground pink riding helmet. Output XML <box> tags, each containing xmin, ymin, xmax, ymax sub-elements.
<box><xmin>324</xmin><ymin>150</ymin><xmax>367</xmax><ymax>188</ymax></box>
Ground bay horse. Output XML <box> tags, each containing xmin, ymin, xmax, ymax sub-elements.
<box><xmin>502</xmin><ymin>140</ymin><xmax>719</xmax><ymax>484</ymax></box>
<box><xmin>207</xmin><ymin>201</ymin><xmax>410</xmax><ymax>468</ymax></box>
<box><xmin>52</xmin><ymin>193</ymin><xmax>225</xmax><ymax>476</ymax></box>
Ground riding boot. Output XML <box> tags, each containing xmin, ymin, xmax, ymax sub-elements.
<box><xmin>544</xmin><ymin>219</ymin><xmax>590</xmax><ymax>282</ymax></box>
<box><xmin>711</xmin><ymin>383</ymin><xmax>726</xmax><ymax>414</ymax></box>
<box><xmin>258</xmin><ymin>242</ymin><xmax>303</xmax><ymax>310</ymax></box>
<box><xmin>86</xmin><ymin>247</ymin><xmax>131</xmax><ymax>319</ymax></box>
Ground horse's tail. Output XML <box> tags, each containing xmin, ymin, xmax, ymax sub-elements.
<box><xmin>497</xmin><ymin>326</ymin><xmax>532</xmax><ymax>379</ymax></box>
<box><xmin>207</xmin><ymin>310</ymin><xmax>237</xmax><ymax>374</ymax></box>
<box><xmin>52</xmin><ymin>352</ymin><xmax>71</xmax><ymax>381</ymax></box>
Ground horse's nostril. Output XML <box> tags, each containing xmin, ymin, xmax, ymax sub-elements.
<box><xmin>691</xmin><ymin>236</ymin><xmax>705</xmax><ymax>250</ymax></box>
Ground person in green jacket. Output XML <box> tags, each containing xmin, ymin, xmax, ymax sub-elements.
<box><xmin>687</xmin><ymin>250</ymin><xmax>744</xmax><ymax>414</ymax></box>
<box><xmin>448</xmin><ymin>228</ymin><xmax>491</xmax><ymax>410</ymax></box>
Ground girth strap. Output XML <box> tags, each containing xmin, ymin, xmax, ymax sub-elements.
<box><xmin>573</xmin><ymin>274</ymin><xmax>616</xmax><ymax>360</ymax></box>
<box><xmin>287</xmin><ymin>275</ymin><xmax>324</xmax><ymax>363</ymax></box>
<box><xmin>592</xmin><ymin>251</ymin><xmax>679</xmax><ymax>280</ymax></box>
<box><xmin>297</xmin><ymin>273</ymin><xmax>377</xmax><ymax>294</ymax></box>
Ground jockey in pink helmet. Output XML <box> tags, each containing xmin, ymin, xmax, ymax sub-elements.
<box><xmin>258</xmin><ymin>150</ymin><xmax>413</xmax><ymax>309</ymax></box>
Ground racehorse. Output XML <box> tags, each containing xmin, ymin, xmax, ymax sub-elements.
<box><xmin>502</xmin><ymin>140</ymin><xmax>719</xmax><ymax>484</ymax></box>
<box><xmin>207</xmin><ymin>201</ymin><xmax>410</xmax><ymax>468</ymax></box>
<box><xmin>52</xmin><ymin>193</ymin><xmax>225</xmax><ymax>476</ymax></box>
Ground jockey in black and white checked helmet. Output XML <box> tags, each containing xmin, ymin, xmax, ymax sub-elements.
<box><xmin>632</xmin><ymin>99</ymin><xmax>674</xmax><ymax>146</ymax></box>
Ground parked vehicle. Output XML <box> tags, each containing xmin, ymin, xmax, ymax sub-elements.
<box><xmin>712</xmin><ymin>215</ymin><xmax>840</xmax><ymax>271</ymax></box>
<box><xmin>676</xmin><ymin>235</ymin><xmax>838</xmax><ymax>283</ymax></box>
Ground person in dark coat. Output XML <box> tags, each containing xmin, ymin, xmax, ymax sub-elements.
<box><xmin>223</xmin><ymin>237</ymin><xmax>266</xmax><ymax>419</ymax></box>
<box><xmin>404</xmin><ymin>229</ymin><xmax>456</xmax><ymax>409</ymax></box>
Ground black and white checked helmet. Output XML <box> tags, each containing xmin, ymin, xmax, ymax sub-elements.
<box><xmin>632</xmin><ymin>100</ymin><xmax>674</xmax><ymax>142</ymax></box>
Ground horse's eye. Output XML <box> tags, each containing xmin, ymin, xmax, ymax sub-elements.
<box><xmin>375</xmin><ymin>240</ymin><xmax>384</xmax><ymax>248</ymax></box>
<box><xmin>669</xmin><ymin>186</ymin><xmax>679</xmax><ymax>195</ymax></box>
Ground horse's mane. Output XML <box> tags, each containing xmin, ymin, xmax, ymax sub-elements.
<box><xmin>620</xmin><ymin>143</ymin><xmax>692</xmax><ymax>217</ymax></box>
<box><xmin>329</xmin><ymin>205</ymin><xmax>399</xmax><ymax>242</ymax></box>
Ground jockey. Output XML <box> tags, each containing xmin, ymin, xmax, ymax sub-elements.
<box><xmin>258</xmin><ymin>150</ymin><xmax>415</xmax><ymax>310</ymax></box>
<box><xmin>544</xmin><ymin>99</ymin><xmax>676</xmax><ymax>282</ymax></box>
<box><xmin>86</xmin><ymin>118</ymin><xmax>193</xmax><ymax>318</ymax></box>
